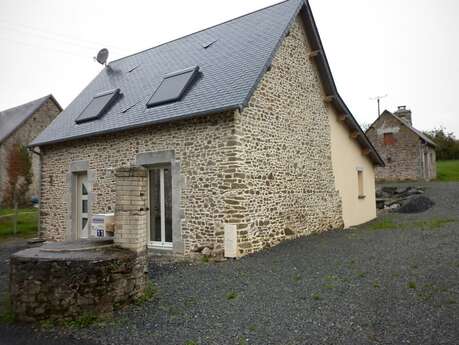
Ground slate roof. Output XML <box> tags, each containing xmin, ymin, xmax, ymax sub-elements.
<box><xmin>30</xmin><ymin>0</ymin><xmax>384</xmax><ymax>166</ymax></box>
<box><xmin>0</xmin><ymin>95</ymin><xmax>61</xmax><ymax>144</ymax></box>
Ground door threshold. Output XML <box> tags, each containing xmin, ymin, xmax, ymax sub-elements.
<box><xmin>148</xmin><ymin>245</ymin><xmax>173</xmax><ymax>251</ymax></box>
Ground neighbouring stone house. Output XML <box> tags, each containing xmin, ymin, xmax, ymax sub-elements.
<box><xmin>366</xmin><ymin>106</ymin><xmax>436</xmax><ymax>181</ymax></box>
<box><xmin>30</xmin><ymin>0</ymin><xmax>384</xmax><ymax>257</ymax></box>
<box><xmin>0</xmin><ymin>95</ymin><xmax>61</xmax><ymax>206</ymax></box>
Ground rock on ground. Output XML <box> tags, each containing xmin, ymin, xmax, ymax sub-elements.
<box><xmin>397</xmin><ymin>195</ymin><xmax>435</xmax><ymax>214</ymax></box>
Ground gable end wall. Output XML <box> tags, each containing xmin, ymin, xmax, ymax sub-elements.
<box><xmin>366</xmin><ymin>114</ymin><xmax>436</xmax><ymax>181</ymax></box>
<box><xmin>227</xmin><ymin>15</ymin><xmax>344</xmax><ymax>255</ymax></box>
<box><xmin>0</xmin><ymin>98</ymin><xmax>60</xmax><ymax>206</ymax></box>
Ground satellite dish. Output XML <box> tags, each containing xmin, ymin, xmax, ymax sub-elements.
<box><xmin>95</xmin><ymin>48</ymin><xmax>109</xmax><ymax>65</ymax></box>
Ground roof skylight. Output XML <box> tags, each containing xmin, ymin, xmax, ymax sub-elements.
<box><xmin>75</xmin><ymin>89</ymin><xmax>120</xmax><ymax>124</ymax></box>
<box><xmin>146</xmin><ymin>66</ymin><xmax>199</xmax><ymax>108</ymax></box>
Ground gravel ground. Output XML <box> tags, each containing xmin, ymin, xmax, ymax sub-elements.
<box><xmin>1</xmin><ymin>181</ymin><xmax>458</xmax><ymax>345</ymax></box>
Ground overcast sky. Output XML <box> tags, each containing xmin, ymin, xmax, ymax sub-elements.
<box><xmin>0</xmin><ymin>0</ymin><xmax>458</xmax><ymax>135</ymax></box>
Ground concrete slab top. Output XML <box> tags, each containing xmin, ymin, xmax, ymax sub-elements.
<box><xmin>11</xmin><ymin>239</ymin><xmax>134</xmax><ymax>262</ymax></box>
<box><xmin>40</xmin><ymin>238</ymin><xmax>114</xmax><ymax>252</ymax></box>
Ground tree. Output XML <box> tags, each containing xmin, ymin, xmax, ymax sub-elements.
<box><xmin>2</xmin><ymin>144</ymin><xmax>33</xmax><ymax>208</ymax></box>
<box><xmin>424</xmin><ymin>127</ymin><xmax>459</xmax><ymax>161</ymax></box>
<box><xmin>360</xmin><ymin>122</ymin><xmax>371</xmax><ymax>132</ymax></box>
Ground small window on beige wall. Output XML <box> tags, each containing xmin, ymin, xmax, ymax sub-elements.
<box><xmin>357</xmin><ymin>169</ymin><xmax>365</xmax><ymax>199</ymax></box>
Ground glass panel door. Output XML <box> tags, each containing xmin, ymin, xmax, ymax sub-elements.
<box><xmin>164</xmin><ymin>167</ymin><xmax>173</xmax><ymax>243</ymax></box>
<box><xmin>77</xmin><ymin>173</ymin><xmax>89</xmax><ymax>239</ymax></box>
<box><xmin>149</xmin><ymin>166</ymin><xmax>173</xmax><ymax>248</ymax></box>
<box><xmin>149</xmin><ymin>169</ymin><xmax>161</xmax><ymax>243</ymax></box>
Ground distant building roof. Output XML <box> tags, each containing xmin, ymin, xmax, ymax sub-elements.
<box><xmin>0</xmin><ymin>95</ymin><xmax>61</xmax><ymax>144</ymax></box>
<box><xmin>375</xmin><ymin>110</ymin><xmax>436</xmax><ymax>147</ymax></box>
<box><xmin>30</xmin><ymin>0</ymin><xmax>383</xmax><ymax>166</ymax></box>
<box><xmin>392</xmin><ymin>114</ymin><xmax>436</xmax><ymax>147</ymax></box>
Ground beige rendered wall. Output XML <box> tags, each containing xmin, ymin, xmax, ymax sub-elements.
<box><xmin>328</xmin><ymin>106</ymin><xmax>376</xmax><ymax>228</ymax></box>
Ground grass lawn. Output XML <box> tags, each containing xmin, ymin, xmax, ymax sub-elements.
<box><xmin>437</xmin><ymin>160</ymin><xmax>459</xmax><ymax>181</ymax></box>
<box><xmin>0</xmin><ymin>208</ymin><xmax>38</xmax><ymax>240</ymax></box>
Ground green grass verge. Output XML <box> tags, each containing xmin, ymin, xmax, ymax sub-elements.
<box><xmin>0</xmin><ymin>208</ymin><xmax>38</xmax><ymax>239</ymax></box>
<box><xmin>437</xmin><ymin>160</ymin><xmax>459</xmax><ymax>181</ymax></box>
<box><xmin>368</xmin><ymin>218</ymin><xmax>455</xmax><ymax>231</ymax></box>
<box><xmin>0</xmin><ymin>208</ymin><xmax>36</xmax><ymax>216</ymax></box>
<box><xmin>368</xmin><ymin>218</ymin><xmax>397</xmax><ymax>230</ymax></box>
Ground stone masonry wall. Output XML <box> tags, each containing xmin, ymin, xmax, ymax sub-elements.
<box><xmin>224</xmin><ymin>16</ymin><xmax>343</xmax><ymax>255</ymax></box>
<box><xmin>366</xmin><ymin>113</ymin><xmax>435</xmax><ymax>181</ymax></box>
<box><xmin>10</xmin><ymin>247</ymin><xmax>147</xmax><ymax>322</ymax></box>
<box><xmin>40</xmin><ymin>112</ymin><xmax>235</xmax><ymax>255</ymax></box>
<box><xmin>114</xmin><ymin>167</ymin><xmax>148</xmax><ymax>253</ymax></box>
<box><xmin>0</xmin><ymin>98</ymin><xmax>60</xmax><ymax>205</ymax></box>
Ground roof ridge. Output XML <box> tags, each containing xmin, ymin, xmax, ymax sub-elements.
<box><xmin>109</xmin><ymin>0</ymin><xmax>293</xmax><ymax>65</ymax></box>
<box><xmin>0</xmin><ymin>94</ymin><xmax>55</xmax><ymax>144</ymax></box>
<box><xmin>378</xmin><ymin>111</ymin><xmax>436</xmax><ymax>147</ymax></box>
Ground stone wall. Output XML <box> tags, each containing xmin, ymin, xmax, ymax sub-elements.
<box><xmin>366</xmin><ymin>113</ymin><xmax>436</xmax><ymax>181</ymax></box>
<box><xmin>225</xmin><ymin>16</ymin><xmax>343</xmax><ymax>255</ymax></box>
<box><xmin>39</xmin><ymin>112</ymin><xmax>235</xmax><ymax>255</ymax></box>
<box><xmin>114</xmin><ymin>167</ymin><xmax>148</xmax><ymax>253</ymax></box>
<box><xmin>0</xmin><ymin>97</ymin><xmax>60</xmax><ymax>205</ymax></box>
<box><xmin>9</xmin><ymin>247</ymin><xmax>147</xmax><ymax>322</ymax></box>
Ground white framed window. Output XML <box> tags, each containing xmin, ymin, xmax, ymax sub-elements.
<box><xmin>148</xmin><ymin>166</ymin><xmax>173</xmax><ymax>249</ymax></box>
<box><xmin>76</xmin><ymin>173</ymin><xmax>89</xmax><ymax>238</ymax></box>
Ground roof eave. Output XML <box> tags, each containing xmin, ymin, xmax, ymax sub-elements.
<box><xmin>300</xmin><ymin>0</ymin><xmax>384</xmax><ymax>167</ymax></box>
<box><xmin>0</xmin><ymin>95</ymin><xmax>58</xmax><ymax>145</ymax></box>
<box><xmin>29</xmin><ymin>103</ymin><xmax>240</xmax><ymax>148</ymax></box>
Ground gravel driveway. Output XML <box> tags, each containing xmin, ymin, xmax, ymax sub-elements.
<box><xmin>1</xmin><ymin>181</ymin><xmax>458</xmax><ymax>345</ymax></box>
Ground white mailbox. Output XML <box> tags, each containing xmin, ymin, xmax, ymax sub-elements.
<box><xmin>91</xmin><ymin>213</ymin><xmax>115</xmax><ymax>238</ymax></box>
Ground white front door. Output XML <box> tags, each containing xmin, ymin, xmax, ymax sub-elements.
<box><xmin>149</xmin><ymin>167</ymin><xmax>172</xmax><ymax>248</ymax></box>
<box><xmin>76</xmin><ymin>173</ymin><xmax>89</xmax><ymax>239</ymax></box>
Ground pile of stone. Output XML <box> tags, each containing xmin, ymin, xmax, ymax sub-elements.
<box><xmin>376</xmin><ymin>186</ymin><xmax>433</xmax><ymax>213</ymax></box>
<box><xmin>191</xmin><ymin>242</ymin><xmax>224</xmax><ymax>259</ymax></box>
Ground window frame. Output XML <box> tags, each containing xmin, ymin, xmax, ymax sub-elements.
<box><xmin>75</xmin><ymin>88</ymin><xmax>120</xmax><ymax>124</ymax></box>
<box><xmin>357</xmin><ymin>168</ymin><xmax>365</xmax><ymax>199</ymax></box>
<box><xmin>146</xmin><ymin>66</ymin><xmax>199</xmax><ymax>108</ymax></box>
<box><xmin>147</xmin><ymin>165</ymin><xmax>173</xmax><ymax>249</ymax></box>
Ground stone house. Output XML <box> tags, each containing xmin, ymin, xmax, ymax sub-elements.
<box><xmin>30</xmin><ymin>0</ymin><xmax>383</xmax><ymax>257</ymax></box>
<box><xmin>366</xmin><ymin>106</ymin><xmax>436</xmax><ymax>181</ymax></box>
<box><xmin>0</xmin><ymin>95</ymin><xmax>61</xmax><ymax>206</ymax></box>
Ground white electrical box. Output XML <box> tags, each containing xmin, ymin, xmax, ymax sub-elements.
<box><xmin>224</xmin><ymin>224</ymin><xmax>238</xmax><ymax>258</ymax></box>
<box><xmin>91</xmin><ymin>213</ymin><xmax>115</xmax><ymax>238</ymax></box>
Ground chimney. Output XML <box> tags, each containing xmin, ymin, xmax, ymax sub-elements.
<box><xmin>394</xmin><ymin>105</ymin><xmax>412</xmax><ymax>125</ymax></box>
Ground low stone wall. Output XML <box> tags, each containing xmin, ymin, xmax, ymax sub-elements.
<box><xmin>9</xmin><ymin>245</ymin><xmax>147</xmax><ymax>322</ymax></box>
